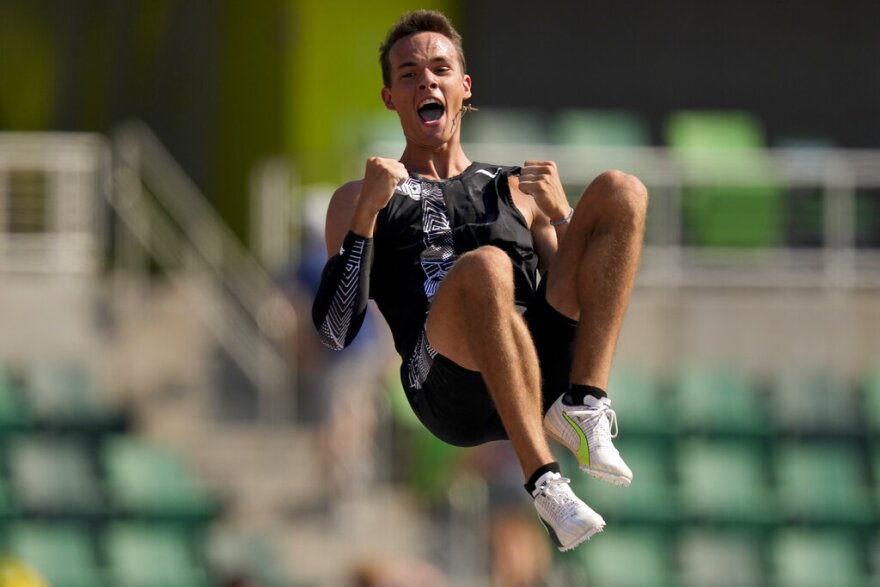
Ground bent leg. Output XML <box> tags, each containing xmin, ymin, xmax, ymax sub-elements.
<box><xmin>545</xmin><ymin>169</ymin><xmax>648</xmax><ymax>390</ymax></box>
<box><xmin>426</xmin><ymin>245</ymin><xmax>554</xmax><ymax>479</ymax></box>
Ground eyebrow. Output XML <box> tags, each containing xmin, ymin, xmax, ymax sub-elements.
<box><xmin>395</xmin><ymin>56</ymin><xmax>453</xmax><ymax>70</ymax></box>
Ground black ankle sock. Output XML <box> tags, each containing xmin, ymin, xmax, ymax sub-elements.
<box><xmin>564</xmin><ymin>384</ymin><xmax>607</xmax><ymax>406</ymax></box>
<box><xmin>524</xmin><ymin>461</ymin><xmax>561</xmax><ymax>496</ymax></box>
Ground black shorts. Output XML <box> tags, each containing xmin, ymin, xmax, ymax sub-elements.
<box><xmin>400</xmin><ymin>278</ymin><xmax>578</xmax><ymax>447</ymax></box>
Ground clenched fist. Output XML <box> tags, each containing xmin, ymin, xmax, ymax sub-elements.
<box><xmin>517</xmin><ymin>160</ymin><xmax>570</xmax><ymax>223</ymax></box>
<box><xmin>360</xmin><ymin>156</ymin><xmax>409</xmax><ymax>215</ymax></box>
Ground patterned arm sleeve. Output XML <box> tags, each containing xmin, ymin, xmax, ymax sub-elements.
<box><xmin>311</xmin><ymin>231</ymin><xmax>374</xmax><ymax>351</ymax></box>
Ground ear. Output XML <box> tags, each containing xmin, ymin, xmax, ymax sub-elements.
<box><xmin>462</xmin><ymin>75</ymin><xmax>472</xmax><ymax>100</ymax></box>
<box><xmin>381</xmin><ymin>87</ymin><xmax>395</xmax><ymax>111</ymax></box>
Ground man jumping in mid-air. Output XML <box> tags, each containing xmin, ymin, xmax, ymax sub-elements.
<box><xmin>313</xmin><ymin>10</ymin><xmax>647</xmax><ymax>551</ymax></box>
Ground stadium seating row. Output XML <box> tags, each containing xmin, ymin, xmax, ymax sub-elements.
<box><xmin>564</xmin><ymin>437</ymin><xmax>878</xmax><ymax>527</ymax></box>
<box><xmin>0</xmin><ymin>359</ymin><xmax>126</xmax><ymax>435</ymax></box>
<box><xmin>6</xmin><ymin>360</ymin><xmax>879</xmax><ymax>439</ymax></box>
<box><xmin>610</xmin><ymin>364</ymin><xmax>880</xmax><ymax>436</ymax></box>
<box><xmin>0</xmin><ymin>357</ymin><xmax>295</xmax><ymax>587</ymax></box>
<box><xmin>360</xmin><ymin>107</ymin><xmax>880</xmax><ymax>250</ymax></box>
<box><xmin>572</xmin><ymin>526</ymin><xmax>879</xmax><ymax>587</ymax></box>
<box><xmin>551</xmin><ymin>365</ymin><xmax>880</xmax><ymax>585</ymax></box>
<box><xmin>0</xmin><ymin>434</ymin><xmax>218</xmax><ymax>522</ymax></box>
<box><xmin>0</xmin><ymin>522</ymin><xmax>286</xmax><ymax>587</ymax></box>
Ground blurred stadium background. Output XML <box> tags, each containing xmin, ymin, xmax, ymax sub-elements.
<box><xmin>1</xmin><ymin>1</ymin><xmax>879</xmax><ymax>586</ymax></box>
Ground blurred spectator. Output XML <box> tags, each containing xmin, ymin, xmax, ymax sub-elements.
<box><xmin>282</xmin><ymin>195</ymin><xmax>395</xmax><ymax>518</ymax></box>
<box><xmin>490</xmin><ymin>508</ymin><xmax>552</xmax><ymax>587</ymax></box>
<box><xmin>220</xmin><ymin>576</ymin><xmax>264</xmax><ymax>587</ymax></box>
<box><xmin>463</xmin><ymin>442</ymin><xmax>552</xmax><ymax>586</ymax></box>
<box><xmin>351</xmin><ymin>556</ymin><xmax>448</xmax><ymax>587</ymax></box>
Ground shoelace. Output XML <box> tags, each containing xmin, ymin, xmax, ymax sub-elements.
<box><xmin>566</xmin><ymin>404</ymin><xmax>619</xmax><ymax>446</ymax></box>
<box><xmin>536</xmin><ymin>476</ymin><xmax>579</xmax><ymax>515</ymax></box>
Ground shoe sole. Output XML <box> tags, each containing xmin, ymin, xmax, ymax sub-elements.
<box><xmin>582</xmin><ymin>466</ymin><xmax>632</xmax><ymax>487</ymax></box>
<box><xmin>558</xmin><ymin>521</ymin><xmax>605</xmax><ymax>552</ymax></box>
<box><xmin>545</xmin><ymin>427</ymin><xmax>633</xmax><ymax>488</ymax></box>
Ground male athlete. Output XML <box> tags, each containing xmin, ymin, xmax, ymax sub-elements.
<box><xmin>312</xmin><ymin>10</ymin><xmax>647</xmax><ymax>552</ymax></box>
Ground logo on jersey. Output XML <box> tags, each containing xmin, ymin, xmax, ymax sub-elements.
<box><xmin>395</xmin><ymin>177</ymin><xmax>422</xmax><ymax>200</ymax></box>
<box><xmin>474</xmin><ymin>168</ymin><xmax>501</xmax><ymax>179</ymax></box>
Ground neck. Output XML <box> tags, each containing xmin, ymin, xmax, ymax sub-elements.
<box><xmin>399</xmin><ymin>108</ymin><xmax>472</xmax><ymax>180</ymax></box>
<box><xmin>399</xmin><ymin>140</ymin><xmax>472</xmax><ymax>181</ymax></box>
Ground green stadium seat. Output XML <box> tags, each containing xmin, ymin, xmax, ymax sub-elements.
<box><xmin>103</xmin><ymin>436</ymin><xmax>218</xmax><ymax>522</ymax></box>
<box><xmin>869</xmin><ymin>534</ymin><xmax>880</xmax><ymax>587</ymax></box>
<box><xmin>204</xmin><ymin>528</ymin><xmax>290</xmax><ymax>587</ymax></box>
<box><xmin>678</xmin><ymin>530</ymin><xmax>765</xmax><ymax>587</ymax></box>
<box><xmin>577</xmin><ymin>528</ymin><xmax>675</xmax><ymax>587</ymax></box>
<box><xmin>772</xmin><ymin>530</ymin><xmax>868</xmax><ymax>587</ymax></box>
<box><xmin>871</xmin><ymin>443</ymin><xmax>880</xmax><ymax>510</ymax></box>
<box><xmin>771</xmin><ymin>369</ymin><xmax>860</xmax><ymax>434</ymax></box>
<box><xmin>673</xmin><ymin>365</ymin><xmax>768</xmax><ymax>435</ymax></box>
<box><xmin>668</xmin><ymin>110</ymin><xmax>765</xmax><ymax>151</ymax></box>
<box><xmin>665</xmin><ymin>110</ymin><xmax>783</xmax><ymax>248</ymax></box>
<box><xmin>570</xmin><ymin>438</ymin><xmax>678</xmax><ymax>524</ymax></box>
<box><xmin>607</xmin><ymin>365</ymin><xmax>671</xmax><ymax>435</ymax></box>
<box><xmin>103</xmin><ymin>523</ymin><xmax>208</xmax><ymax>587</ymax></box>
<box><xmin>863</xmin><ymin>367</ymin><xmax>880</xmax><ymax>434</ymax></box>
<box><xmin>6</xmin><ymin>523</ymin><xmax>106</xmax><ymax>587</ymax></box>
<box><xmin>7</xmin><ymin>436</ymin><xmax>104</xmax><ymax>517</ymax></box>
<box><xmin>774</xmin><ymin>137</ymin><xmax>835</xmax><ymax>248</ymax></box>
<box><xmin>0</xmin><ymin>365</ymin><xmax>31</xmax><ymax>433</ymax></box>
<box><xmin>460</xmin><ymin>107</ymin><xmax>546</xmax><ymax>145</ymax></box>
<box><xmin>855</xmin><ymin>190</ymin><xmax>880</xmax><ymax>249</ymax></box>
<box><xmin>21</xmin><ymin>358</ymin><xmax>125</xmax><ymax>433</ymax></box>
<box><xmin>677</xmin><ymin>439</ymin><xmax>773</xmax><ymax>525</ymax></box>
<box><xmin>550</xmin><ymin>109</ymin><xmax>650</xmax><ymax>147</ymax></box>
<box><xmin>774</xmin><ymin>441</ymin><xmax>873</xmax><ymax>524</ymax></box>
<box><xmin>0</xmin><ymin>475</ymin><xmax>18</xmax><ymax>519</ymax></box>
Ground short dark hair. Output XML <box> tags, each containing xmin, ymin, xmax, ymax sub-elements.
<box><xmin>379</xmin><ymin>10</ymin><xmax>466</xmax><ymax>87</ymax></box>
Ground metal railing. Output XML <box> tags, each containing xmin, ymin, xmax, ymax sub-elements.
<box><xmin>366</xmin><ymin>140</ymin><xmax>880</xmax><ymax>289</ymax></box>
<box><xmin>0</xmin><ymin>127</ymin><xmax>300</xmax><ymax>421</ymax></box>
<box><xmin>110</xmin><ymin>121</ymin><xmax>298</xmax><ymax>420</ymax></box>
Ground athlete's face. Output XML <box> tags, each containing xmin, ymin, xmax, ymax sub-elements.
<box><xmin>381</xmin><ymin>32</ymin><xmax>472</xmax><ymax>148</ymax></box>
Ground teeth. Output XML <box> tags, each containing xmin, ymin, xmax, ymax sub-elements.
<box><xmin>418</xmin><ymin>98</ymin><xmax>441</xmax><ymax>108</ymax></box>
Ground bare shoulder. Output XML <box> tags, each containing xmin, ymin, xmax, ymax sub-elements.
<box><xmin>326</xmin><ymin>179</ymin><xmax>364</xmax><ymax>223</ymax></box>
<box><xmin>323</xmin><ymin>180</ymin><xmax>364</xmax><ymax>255</ymax></box>
<box><xmin>330</xmin><ymin>179</ymin><xmax>363</xmax><ymax>207</ymax></box>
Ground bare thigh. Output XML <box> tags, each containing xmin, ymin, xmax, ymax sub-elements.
<box><xmin>425</xmin><ymin>245</ymin><xmax>514</xmax><ymax>371</ymax></box>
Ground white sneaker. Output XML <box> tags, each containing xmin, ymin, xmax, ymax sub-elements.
<box><xmin>532</xmin><ymin>471</ymin><xmax>605</xmax><ymax>552</ymax></box>
<box><xmin>544</xmin><ymin>395</ymin><xmax>634</xmax><ymax>487</ymax></box>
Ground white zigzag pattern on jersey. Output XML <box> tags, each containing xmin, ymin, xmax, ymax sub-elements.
<box><xmin>318</xmin><ymin>238</ymin><xmax>365</xmax><ymax>350</ymax></box>
<box><xmin>407</xmin><ymin>330</ymin><xmax>438</xmax><ymax>389</ymax></box>
<box><xmin>420</xmin><ymin>183</ymin><xmax>455</xmax><ymax>302</ymax></box>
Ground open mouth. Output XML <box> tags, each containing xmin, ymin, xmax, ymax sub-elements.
<box><xmin>417</xmin><ymin>98</ymin><xmax>445</xmax><ymax>123</ymax></box>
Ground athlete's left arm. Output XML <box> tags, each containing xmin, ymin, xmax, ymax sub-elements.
<box><xmin>509</xmin><ymin>176</ymin><xmax>557</xmax><ymax>274</ymax></box>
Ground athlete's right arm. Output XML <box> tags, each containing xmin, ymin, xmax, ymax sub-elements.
<box><xmin>311</xmin><ymin>157</ymin><xmax>408</xmax><ymax>350</ymax></box>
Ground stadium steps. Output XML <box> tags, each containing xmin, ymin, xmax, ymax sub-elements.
<box><xmin>148</xmin><ymin>415</ymin><xmax>431</xmax><ymax>586</ymax></box>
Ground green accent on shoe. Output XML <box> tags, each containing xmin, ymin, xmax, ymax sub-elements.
<box><xmin>563</xmin><ymin>409</ymin><xmax>591</xmax><ymax>468</ymax></box>
<box><xmin>539</xmin><ymin>517</ymin><xmax>563</xmax><ymax>548</ymax></box>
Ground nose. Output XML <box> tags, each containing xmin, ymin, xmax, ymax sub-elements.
<box><xmin>418</xmin><ymin>69</ymin><xmax>439</xmax><ymax>90</ymax></box>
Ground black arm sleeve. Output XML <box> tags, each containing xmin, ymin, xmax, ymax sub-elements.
<box><xmin>311</xmin><ymin>231</ymin><xmax>374</xmax><ymax>351</ymax></box>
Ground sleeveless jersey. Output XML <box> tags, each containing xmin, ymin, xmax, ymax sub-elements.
<box><xmin>370</xmin><ymin>162</ymin><xmax>539</xmax><ymax>356</ymax></box>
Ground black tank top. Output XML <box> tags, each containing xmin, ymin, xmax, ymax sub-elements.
<box><xmin>371</xmin><ymin>162</ymin><xmax>539</xmax><ymax>356</ymax></box>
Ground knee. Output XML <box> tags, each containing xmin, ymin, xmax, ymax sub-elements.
<box><xmin>455</xmin><ymin>246</ymin><xmax>515</xmax><ymax>296</ymax></box>
<box><xmin>586</xmin><ymin>169</ymin><xmax>648</xmax><ymax>228</ymax></box>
